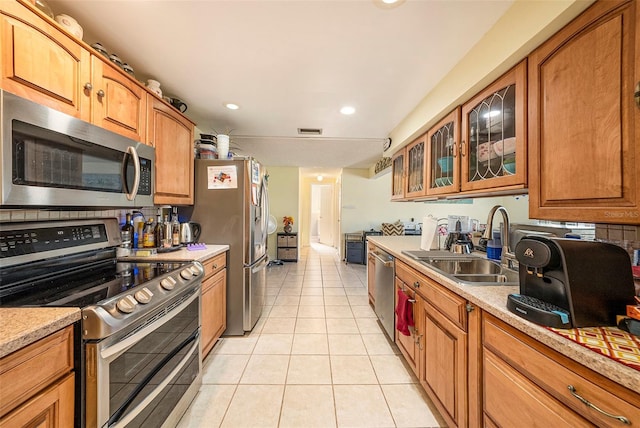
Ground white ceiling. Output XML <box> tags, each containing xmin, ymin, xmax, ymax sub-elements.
<box><xmin>48</xmin><ymin>0</ymin><xmax>515</xmax><ymax>175</ymax></box>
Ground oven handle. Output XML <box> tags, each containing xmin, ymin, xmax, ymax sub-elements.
<box><xmin>107</xmin><ymin>329</ymin><xmax>200</xmax><ymax>428</ymax></box>
<box><xmin>100</xmin><ymin>288</ymin><xmax>199</xmax><ymax>362</ymax></box>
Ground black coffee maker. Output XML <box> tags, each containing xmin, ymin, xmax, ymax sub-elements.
<box><xmin>508</xmin><ymin>236</ymin><xmax>636</xmax><ymax>328</ymax></box>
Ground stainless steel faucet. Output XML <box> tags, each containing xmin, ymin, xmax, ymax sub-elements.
<box><xmin>482</xmin><ymin>205</ymin><xmax>517</xmax><ymax>270</ymax></box>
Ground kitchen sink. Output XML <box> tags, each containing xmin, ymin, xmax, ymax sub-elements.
<box><xmin>418</xmin><ymin>256</ymin><xmax>519</xmax><ymax>286</ymax></box>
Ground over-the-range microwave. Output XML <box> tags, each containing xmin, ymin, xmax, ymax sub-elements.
<box><xmin>0</xmin><ymin>90</ymin><xmax>154</xmax><ymax>208</ymax></box>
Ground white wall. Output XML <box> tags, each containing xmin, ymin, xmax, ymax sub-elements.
<box><xmin>387</xmin><ymin>0</ymin><xmax>594</xmax><ymax>152</ymax></box>
<box><xmin>341</xmin><ymin>168</ymin><xmax>530</xmax><ymax>233</ymax></box>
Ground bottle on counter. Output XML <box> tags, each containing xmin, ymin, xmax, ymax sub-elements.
<box><xmin>171</xmin><ymin>208</ymin><xmax>180</xmax><ymax>246</ymax></box>
<box><xmin>154</xmin><ymin>214</ymin><xmax>166</xmax><ymax>248</ymax></box>
<box><xmin>163</xmin><ymin>215</ymin><xmax>172</xmax><ymax>248</ymax></box>
<box><xmin>121</xmin><ymin>213</ymin><xmax>134</xmax><ymax>247</ymax></box>
<box><xmin>143</xmin><ymin>218</ymin><xmax>155</xmax><ymax>248</ymax></box>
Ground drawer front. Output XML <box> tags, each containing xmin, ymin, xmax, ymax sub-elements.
<box><xmin>483</xmin><ymin>350</ymin><xmax>592</xmax><ymax>427</ymax></box>
<box><xmin>346</xmin><ymin>249</ymin><xmax>363</xmax><ymax>263</ymax></box>
<box><xmin>0</xmin><ymin>326</ymin><xmax>74</xmax><ymax>417</ymax></box>
<box><xmin>483</xmin><ymin>315</ymin><xmax>640</xmax><ymax>427</ymax></box>
<box><xmin>202</xmin><ymin>252</ymin><xmax>227</xmax><ymax>280</ymax></box>
<box><xmin>395</xmin><ymin>260</ymin><xmax>466</xmax><ymax>330</ymax></box>
<box><xmin>286</xmin><ymin>235</ymin><xmax>297</xmax><ymax>246</ymax></box>
<box><xmin>278</xmin><ymin>248</ymin><xmax>297</xmax><ymax>260</ymax></box>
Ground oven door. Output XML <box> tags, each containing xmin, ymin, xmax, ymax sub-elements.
<box><xmin>1</xmin><ymin>89</ymin><xmax>154</xmax><ymax>208</ymax></box>
<box><xmin>85</xmin><ymin>289</ymin><xmax>201</xmax><ymax>428</ymax></box>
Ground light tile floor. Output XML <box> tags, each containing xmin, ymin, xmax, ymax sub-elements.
<box><xmin>178</xmin><ymin>243</ymin><xmax>446</xmax><ymax>428</ymax></box>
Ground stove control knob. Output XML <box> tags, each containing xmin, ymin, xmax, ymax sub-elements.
<box><xmin>116</xmin><ymin>295</ymin><xmax>137</xmax><ymax>313</ymax></box>
<box><xmin>160</xmin><ymin>277</ymin><xmax>176</xmax><ymax>290</ymax></box>
<box><xmin>180</xmin><ymin>268</ymin><xmax>195</xmax><ymax>280</ymax></box>
<box><xmin>134</xmin><ymin>287</ymin><xmax>153</xmax><ymax>304</ymax></box>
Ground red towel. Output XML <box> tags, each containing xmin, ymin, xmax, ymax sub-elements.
<box><xmin>395</xmin><ymin>289</ymin><xmax>415</xmax><ymax>336</ymax></box>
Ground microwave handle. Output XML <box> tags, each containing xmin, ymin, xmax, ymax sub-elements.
<box><xmin>123</xmin><ymin>146</ymin><xmax>141</xmax><ymax>201</ymax></box>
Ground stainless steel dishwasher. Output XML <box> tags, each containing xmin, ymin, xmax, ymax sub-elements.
<box><xmin>370</xmin><ymin>248</ymin><xmax>395</xmax><ymax>339</ymax></box>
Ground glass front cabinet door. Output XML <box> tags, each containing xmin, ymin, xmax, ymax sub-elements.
<box><xmin>391</xmin><ymin>148</ymin><xmax>406</xmax><ymax>200</ymax></box>
<box><xmin>460</xmin><ymin>60</ymin><xmax>527</xmax><ymax>192</ymax></box>
<box><xmin>405</xmin><ymin>134</ymin><xmax>427</xmax><ymax>199</ymax></box>
<box><xmin>427</xmin><ymin>108</ymin><xmax>460</xmax><ymax>196</ymax></box>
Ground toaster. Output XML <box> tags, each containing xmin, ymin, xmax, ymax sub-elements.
<box><xmin>507</xmin><ymin>237</ymin><xmax>636</xmax><ymax>328</ymax></box>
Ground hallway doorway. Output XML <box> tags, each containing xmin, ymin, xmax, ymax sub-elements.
<box><xmin>310</xmin><ymin>184</ymin><xmax>335</xmax><ymax>247</ymax></box>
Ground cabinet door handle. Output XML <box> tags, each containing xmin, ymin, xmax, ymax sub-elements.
<box><xmin>84</xmin><ymin>82</ymin><xmax>93</xmax><ymax>91</ymax></box>
<box><xmin>97</xmin><ymin>89</ymin><xmax>105</xmax><ymax>98</ymax></box>
<box><xmin>413</xmin><ymin>281</ymin><xmax>420</xmax><ymax>288</ymax></box>
<box><xmin>414</xmin><ymin>329</ymin><xmax>424</xmax><ymax>350</ymax></box>
<box><xmin>635</xmin><ymin>81</ymin><xmax>640</xmax><ymax>108</ymax></box>
<box><xmin>567</xmin><ymin>385</ymin><xmax>630</xmax><ymax>425</ymax></box>
<box><xmin>452</xmin><ymin>141</ymin><xmax>457</xmax><ymax>158</ymax></box>
<box><xmin>460</xmin><ymin>140</ymin><xmax>467</xmax><ymax>157</ymax></box>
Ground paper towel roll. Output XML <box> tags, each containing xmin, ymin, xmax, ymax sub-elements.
<box><xmin>421</xmin><ymin>216</ymin><xmax>438</xmax><ymax>250</ymax></box>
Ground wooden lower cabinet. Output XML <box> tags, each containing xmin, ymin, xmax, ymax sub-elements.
<box><xmin>419</xmin><ymin>299</ymin><xmax>467</xmax><ymax>428</ymax></box>
<box><xmin>0</xmin><ymin>373</ymin><xmax>75</xmax><ymax>428</ymax></box>
<box><xmin>0</xmin><ymin>325</ymin><xmax>75</xmax><ymax>427</ymax></box>
<box><xmin>394</xmin><ymin>259</ymin><xmax>468</xmax><ymax>427</ymax></box>
<box><xmin>483</xmin><ymin>314</ymin><xmax>640</xmax><ymax>427</ymax></box>
<box><xmin>201</xmin><ymin>252</ymin><xmax>227</xmax><ymax>359</ymax></box>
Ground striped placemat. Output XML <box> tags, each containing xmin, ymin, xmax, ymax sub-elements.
<box><xmin>547</xmin><ymin>326</ymin><xmax>640</xmax><ymax>371</ymax></box>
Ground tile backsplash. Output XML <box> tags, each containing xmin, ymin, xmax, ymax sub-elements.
<box><xmin>1</xmin><ymin>207</ymin><xmax>157</xmax><ymax>226</ymax></box>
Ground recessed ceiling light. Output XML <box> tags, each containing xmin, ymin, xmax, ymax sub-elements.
<box><xmin>317</xmin><ymin>175</ymin><xmax>324</xmax><ymax>181</ymax></box>
<box><xmin>340</xmin><ymin>106</ymin><xmax>356</xmax><ymax>115</ymax></box>
<box><xmin>225</xmin><ymin>103</ymin><xmax>239</xmax><ymax>110</ymax></box>
<box><xmin>373</xmin><ymin>0</ymin><xmax>405</xmax><ymax>9</ymax></box>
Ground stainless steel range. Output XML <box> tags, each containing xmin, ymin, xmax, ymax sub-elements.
<box><xmin>0</xmin><ymin>218</ymin><xmax>204</xmax><ymax>428</ymax></box>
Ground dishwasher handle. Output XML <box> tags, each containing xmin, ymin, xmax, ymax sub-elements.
<box><xmin>370</xmin><ymin>251</ymin><xmax>393</xmax><ymax>267</ymax></box>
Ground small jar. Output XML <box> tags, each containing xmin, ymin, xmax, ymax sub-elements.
<box><xmin>109</xmin><ymin>53</ymin><xmax>123</xmax><ymax>67</ymax></box>
<box><xmin>122</xmin><ymin>63</ymin><xmax>135</xmax><ymax>77</ymax></box>
<box><xmin>146</xmin><ymin>79</ymin><xmax>162</xmax><ymax>97</ymax></box>
<box><xmin>91</xmin><ymin>42</ymin><xmax>109</xmax><ymax>59</ymax></box>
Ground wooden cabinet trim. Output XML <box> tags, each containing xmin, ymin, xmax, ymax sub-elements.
<box><xmin>201</xmin><ymin>268</ymin><xmax>227</xmax><ymax>358</ymax></box>
<box><xmin>0</xmin><ymin>325</ymin><xmax>74</xmax><ymax>418</ymax></box>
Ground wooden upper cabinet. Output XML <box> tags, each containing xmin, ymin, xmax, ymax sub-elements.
<box><xmin>461</xmin><ymin>60</ymin><xmax>527</xmax><ymax>193</ymax></box>
<box><xmin>405</xmin><ymin>134</ymin><xmax>427</xmax><ymax>199</ymax></box>
<box><xmin>391</xmin><ymin>149</ymin><xmax>406</xmax><ymax>200</ymax></box>
<box><xmin>91</xmin><ymin>56</ymin><xmax>146</xmax><ymax>143</ymax></box>
<box><xmin>0</xmin><ymin>0</ymin><xmax>90</xmax><ymax>120</ymax></box>
<box><xmin>147</xmin><ymin>95</ymin><xmax>194</xmax><ymax>205</ymax></box>
<box><xmin>427</xmin><ymin>108</ymin><xmax>461</xmax><ymax>196</ymax></box>
<box><xmin>529</xmin><ymin>0</ymin><xmax>640</xmax><ymax>224</ymax></box>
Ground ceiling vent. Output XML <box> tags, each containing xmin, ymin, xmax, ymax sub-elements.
<box><xmin>297</xmin><ymin>128</ymin><xmax>323</xmax><ymax>136</ymax></box>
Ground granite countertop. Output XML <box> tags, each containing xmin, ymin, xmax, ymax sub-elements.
<box><xmin>0</xmin><ymin>244</ymin><xmax>229</xmax><ymax>359</ymax></box>
<box><xmin>367</xmin><ymin>235</ymin><xmax>639</xmax><ymax>393</ymax></box>
<box><xmin>0</xmin><ymin>308</ymin><xmax>81</xmax><ymax>358</ymax></box>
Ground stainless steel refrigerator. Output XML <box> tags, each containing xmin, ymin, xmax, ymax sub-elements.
<box><xmin>186</xmin><ymin>158</ymin><xmax>268</xmax><ymax>335</ymax></box>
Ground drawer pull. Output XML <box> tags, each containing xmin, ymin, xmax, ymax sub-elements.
<box><xmin>567</xmin><ymin>385</ymin><xmax>630</xmax><ymax>425</ymax></box>
<box><xmin>413</xmin><ymin>281</ymin><xmax>420</xmax><ymax>288</ymax></box>
<box><xmin>213</xmin><ymin>264</ymin><xmax>217</xmax><ymax>269</ymax></box>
